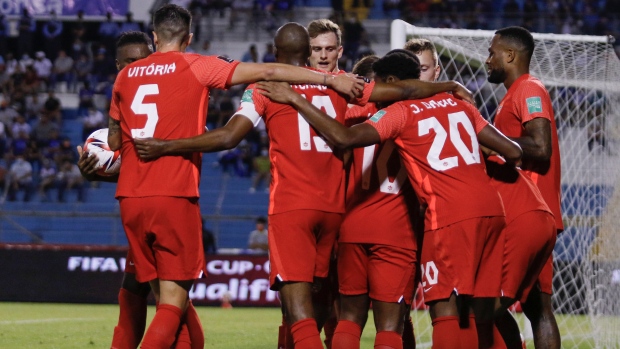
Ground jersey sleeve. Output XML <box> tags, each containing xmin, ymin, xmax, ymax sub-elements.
<box><xmin>109</xmin><ymin>78</ymin><xmax>122</xmax><ymax>121</ymax></box>
<box><xmin>364</xmin><ymin>103</ymin><xmax>406</xmax><ymax>142</ymax></box>
<box><xmin>235</xmin><ymin>84</ymin><xmax>266</xmax><ymax>126</ymax></box>
<box><xmin>345</xmin><ymin>102</ymin><xmax>377</xmax><ymax>123</ymax></box>
<box><xmin>350</xmin><ymin>80</ymin><xmax>375</xmax><ymax>106</ymax></box>
<box><xmin>464</xmin><ymin>103</ymin><xmax>490</xmax><ymax>133</ymax></box>
<box><xmin>185</xmin><ymin>54</ymin><xmax>240</xmax><ymax>89</ymax></box>
<box><xmin>513</xmin><ymin>81</ymin><xmax>553</xmax><ymax>125</ymax></box>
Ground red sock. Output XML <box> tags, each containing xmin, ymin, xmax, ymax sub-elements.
<box><xmin>111</xmin><ymin>288</ymin><xmax>148</xmax><ymax>349</ymax></box>
<box><xmin>331</xmin><ymin>320</ymin><xmax>361</xmax><ymax>349</ymax></box>
<box><xmin>290</xmin><ymin>318</ymin><xmax>323</xmax><ymax>349</ymax></box>
<box><xmin>173</xmin><ymin>323</ymin><xmax>191</xmax><ymax>349</ymax></box>
<box><xmin>323</xmin><ymin>315</ymin><xmax>338</xmax><ymax>349</ymax></box>
<box><xmin>374</xmin><ymin>331</ymin><xmax>402</xmax><ymax>349</ymax></box>
<box><xmin>185</xmin><ymin>301</ymin><xmax>204</xmax><ymax>349</ymax></box>
<box><xmin>431</xmin><ymin>316</ymin><xmax>462</xmax><ymax>349</ymax></box>
<box><xmin>402</xmin><ymin>315</ymin><xmax>415</xmax><ymax>349</ymax></box>
<box><xmin>140</xmin><ymin>304</ymin><xmax>183</xmax><ymax>349</ymax></box>
<box><xmin>278</xmin><ymin>316</ymin><xmax>295</xmax><ymax>349</ymax></box>
<box><xmin>462</xmin><ymin>315</ymin><xmax>479</xmax><ymax>349</ymax></box>
<box><xmin>491</xmin><ymin>325</ymin><xmax>508</xmax><ymax>349</ymax></box>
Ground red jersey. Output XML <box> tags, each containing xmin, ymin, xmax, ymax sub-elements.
<box><xmin>236</xmin><ymin>70</ymin><xmax>374</xmax><ymax>214</ymax></box>
<box><xmin>494</xmin><ymin>74</ymin><xmax>563</xmax><ymax>231</ymax></box>
<box><xmin>110</xmin><ymin>52</ymin><xmax>239</xmax><ymax>198</ymax></box>
<box><xmin>486</xmin><ymin>155</ymin><xmax>552</xmax><ymax>223</ymax></box>
<box><xmin>341</xmin><ymin>103</ymin><xmax>419</xmax><ymax>250</ymax></box>
<box><xmin>367</xmin><ymin>93</ymin><xmax>505</xmax><ymax>231</ymax></box>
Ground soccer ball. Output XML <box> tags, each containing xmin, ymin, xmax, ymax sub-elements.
<box><xmin>83</xmin><ymin>128</ymin><xmax>121</xmax><ymax>176</ymax></box>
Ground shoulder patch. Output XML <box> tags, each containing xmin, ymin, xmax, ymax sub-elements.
<box><xmin>369</xmin><ymin>110</ymin><xmax>387</xmax><ymax>123</ymax></box>
<box><xmin>526</xmin><ymin>96</ymin><xmax>543</xmax><ymax>114</ymax></box>
<box><xmin>217</xmin><ymin>55</ymin><xmax>235</xmax><ymax>64</ymax></box>
<box><xmin>241</xmin><ymin>89</ymin><xmax>254</xmax><ymax>103</ymax></box>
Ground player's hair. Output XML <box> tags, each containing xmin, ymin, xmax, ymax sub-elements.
<box><xmin>116</xmin><ymin>31</ymin><xmax>153</xmax><ymax>52</ymax></box>
<box><xmin>307</xmin><ymin>19</ymin><xmax>342</xmax><ymax>46</ymax></box>
<box><xmin>274</xmin><ymin>22</ymin><xmax>311</xmax><ymax>58</ymax></box>
<box><xmin>404</xmin><ymin>38</ymin><xmax>438</xmax><ymax>67</ymax></box>
<box><xmin>256</xmin><ymin>217</ymin><xmax>267</xmax><ymax>224</ymax></box>
<box><xmin>372</xmin><ymin>49</ymin><xmax>420</xmax><ymax>81</ymax></box>
<box><xmin>352</xmin><ymin>55</ymin><xmax>380</xmax><ymax>78</ymax></box>
<box><xmin>153</xmin><ymin>4</ymin><xmax>191</xmax><ymax>44</ymax></box>
<box><xmin>495</xmin><ymin>26</ymin><xmax>535</xmax><ymax>60</ymax></box>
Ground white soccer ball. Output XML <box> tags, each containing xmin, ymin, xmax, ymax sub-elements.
<box><xmin>83</xmin><ymin>128</ymin><xmax>121</xmax><ymax>176</ymax></box>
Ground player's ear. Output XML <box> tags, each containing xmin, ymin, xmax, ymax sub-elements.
<box><xmin>153</xmin><ymin>31</ymin><xmax>159</xmax><ymax>49</ymax></box>
<box><xmin>187</xmin><ymin>33</ymin><xmax>194</xmax><ymax>47</ymax></box>
<box><xmin>115</xmin><ymin>59</ymin><xmax>120</xmax><ymax>71</ymax></box>
<box><xmin>505</xmin><ymin>48</ymin><xmax>516</xmax><ymax>64</ymax></box>
<box><xmin>434</xmin><ymin>65</ymin><xmax>440</xmax><ymax>81</ymax></box>
<box><xmin>337</xmin><ymin>45</ymin><xmax>343</xmax><ymax>59</ymax></box>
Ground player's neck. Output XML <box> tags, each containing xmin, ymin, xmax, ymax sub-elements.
<box><xmin>504</xmin><ymin>69</ymin><xmax>529</xmax><ymax>90</ymax></box>
<box><xmin>156</xmin><ymin>43</ymin><xmax>186</xmax><ymax>54</ymax></box>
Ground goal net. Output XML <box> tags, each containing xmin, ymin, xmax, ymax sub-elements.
<box><xmin>391</xmin><ymin>20</ymin><xmax>620</xmax><ymax>348</ymax></box>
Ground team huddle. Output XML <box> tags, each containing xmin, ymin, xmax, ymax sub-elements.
<box><xmin>77</xmin><ymin>4</ymin><xmax>563</xmax><ymax>349</ymax></box>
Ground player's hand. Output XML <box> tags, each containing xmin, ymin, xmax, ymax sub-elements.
<box><xmin>134</xmin><ymin>138</ymin><xmax>167</xmax><ymax>161</ymax></box>
<box><xmin>76</xmin><ymin>145</ymin><xmax>100</xmax><ymax>178</ymax></box>
<box><xmin>256</xmin><ymin>81</ymin><xmax>298</xmax><ymax>104</ymax></box>
<box><xmin>451</xmin><ymin>82</ymin><xmax>475</xmax><ymax>105</ymax></box>
<box><xmin>329</xmin><ymin>73</ymin><xmax>365</xmax><ymax>100</ymax></box>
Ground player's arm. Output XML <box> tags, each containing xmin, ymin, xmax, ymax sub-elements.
<box><xmin>510</xmin><ymin>118</ymin><xmax>551</xmax><ymax>161</ymax></box>
<box><xmin>477</xmin><ymin>124</ymin><xmax>522</xmax><ymax>165</ymax></box>
<box><xmin>369</xmin><ymin>80</ymin><xmax>475</xmax><ymax>105</ymax></box>
<box><xmin>108</xmin><ymin>115</ymin><xmax>122</xmax><ymax>151</ymax></box>
<box><xmin>257</xmin><ymin>81</ymin><xmax>380</xmax><ymax>149</ymax></box>
<box><xmin>76</xmin><ymin>145</ymin><xmax>118</xmax><ymax>183</ymax></box>
<box><xmin>134</xmin><ymin>115</ymin><xmax>254</xmax><ymax>161</ymax></box>
<box><xmin>229</xmin><ymin>62</ymin><xmax>365</xmax><ymax>100</ymax></box>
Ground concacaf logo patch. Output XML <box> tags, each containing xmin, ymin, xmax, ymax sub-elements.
<box><xmin>526</xmin><ymin>96</ymin><xmax>543</xmax><ymax>114</ymax></box>
<box><xmin>369</xmin><ymin>110</ymin><xmax>387</xmax><ymax>123</ymax></box>
<box><xmin>241</xmin><ymin>89</ymin><xmax>254</xmax><ymax>103</ymax></box>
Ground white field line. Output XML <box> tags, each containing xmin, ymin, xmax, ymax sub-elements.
<box><xmin>0</xmin><ymin>317</ymin><xmax>100</xmax><ymax>325</ymax></box>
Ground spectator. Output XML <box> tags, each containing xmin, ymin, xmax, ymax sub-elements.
<box><xmin>33</xmin><ymin>52</ymin><xmax>53</xmax><ymax>86</ymax></box>
<box><xmin>17</xmin><ymin>8</ymin><xmax>36</xmax><ymax>58</ymax></box>
<box><xmin>33</xmin><ymin>114</ymin><xmax>60</xmax><ymax>147</ymax></box>
<box><xmin>21</xmin><ymin>66</ymin><xmax>40</xmax><ymax>94</ymax></box>
<box><xmin>249</xmin><ymin>146</ymin><xmax>270</xmax><ymax>193</ymax></box>
<box><xmin>202</xmin><ymin>218</ymin><xmax>217</xmax><ymax>254</ymax></box>
<box><xmin>0</xmin><ymin>100</ymin><xmax>18</xmax><ymax>131</ymax></box>
<box><xmin>77</xmin><ymin>81</ymin><xmax>95</xmax><ymax>116</ymax></box>
<box><xmin>262</xmin><ymin>43</ymin><xmax>276</xmax><ymax>62</ymax></box>
<box><xmin>19</xmin><ymin>54</ymin><xmax>34</xmax><ymax>69</ymax></box>
<box><xmin>25</xmin><ymin>93</ymin><xmax>45</xmax><ymax>121</ymax></box>
<box><xmin>11</xmin><ymin>115</ymin><xmax>31</xmax><ymax>139</ymax></box>
<box><xmin>241</xmin><ymin>44</ymin><xmax>259</xmax><ymax>62</ymax></box>
<box><xmin>196</xmin><ymin>40</ymin><xmax>212</xmax><ymax>55</ymax></box>
<box><xmin>10</xmin><ymin>130</ymin><xmax>30</xmax><ymax>156</ymax></box>
<box><xmin>54</xmin><ymin>137</ymin><xmax>77</xmax><ymax>167</ymax></box>
<box><xmin>119</xmin><ymin>12</ymin><xmax>142</xmax><ymax>33</ymax></box>
<box><xmin>5</xmin><ymin>52</ymin><xmax>20</xmax><ymax>76</ymax></box>
<box><xmin>38</xmin><ymin>158</ymin><xmax>56</xmax><ymax>202</ymax></box>
<box><xmin>91</xmin><ymin>48</ymin><xmax>115</xmax><ymax>87</ymax></box>
<box><xmin>0</xmin><ymin>118</ymin><xmax>6</xmax><ymax>157</ymax></box>
<box><xmin>247</xmin><ymin>216</ymin><xmax>268</xmax><ymax>253</ymax></box>
<box><xmin>7</xmin><ymin>155</ymin><xmax>33</xmax><ymax>202</ymax></box>
<box><xmin>43</xmin><ymin>91</ymin><xmax>62</xmax><ymax>124</ymax></box>
<box><xmin>56</xmin><ymin>159</ymin><xmax>85</xmax><ymax>202</ymax></box>
<box><xmin>82</xmin><ymin>106</ymin><xmax>105</xmax><ymax>140</ymax></box>
<box><xmin>42</xmin><ymin>11</ymin><xmax>64</xmax><ymax>60</ymax></box>
<box><xmin>99</xmin><ymin>12</ymin><xmax>120</xmax><ymax>54</ymax></box>
<box><xmin>24</xmin><ymin>139</ymin><xmax>42</xmax><ymax>172</ymax></box>
<box><xmin>51</xmin><ymin>50</ymin><xmax>74</xmax><ymax>91</ymax></box>
<box><xmin>73</xmin><ymin>54</ymin><xmax>93</xmax><ymax>90</ymax></box>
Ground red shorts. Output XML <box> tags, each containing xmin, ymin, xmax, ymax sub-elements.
<box><xmin>502</xmin><ymin>211</ymin><xmax>556</xmax><ymax>302</ymax></box>
<box><xmin>420</xmin><ymin>216</ymin><xmax>505</xmax><ymax>303</ymax></box>
<box><xmin>124</xmin><ymin>250</ymin><xmax>136</xmax><ymax>274</ymax></box>
<box><xmin>338</xmin><ymin>243</ymin><xmax>417</xmax><ymax>304</ymax></box>
<box><xmin>537</xmin><ymin>253</ymin><xmax>554</xmax><ymax>295</ymax></box>
<box><xmin>268</xmin><ymin>209</ymin><xmax>342</xmax><ymax>289</ymax></box>
<box><xmin>119</xmin><ymin>196</ymin><xmax>205</xmax><ymax>283</ymax></box>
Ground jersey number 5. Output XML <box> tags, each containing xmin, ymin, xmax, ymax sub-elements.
<box><xmin>418</xmin><ymin>111</ymin><xmax>480</xmax><ymax>171</ymax></box>
<box><xmin>130</xmin><ymin>84</ymin><xmax>160</xmax><ymax>139</ymax></box>
<box><xmin>298</xmin><ymin>95</ymin><xmax>336</xmax><ymax>152</ymax></box>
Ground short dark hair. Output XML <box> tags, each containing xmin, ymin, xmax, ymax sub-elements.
<box><xmin>372</xmin><ymin>49</ymin><xmax>421</xmax><ymax>81</ymax></box>
<box><xmin>116</xmin><ymin>31</ymin><xmax>153</xmax><ymax>51</ymax></box>
<box><xmin>404</xmin><ymin>38</ymin><xmax>438</xmax><ymax>67</ymax></box>
<box><xmin>495</xmin><ymin>26</ymin><xmax>535</xmax><ymax>59</ymax></box>
<box><xmin>352</xmin><ymin>55</ymin><xmax>379</xmax><ymax>78</ymax></box>
<box><xmin>256</xmin><ymin>217</ymin><xmax>267</xmax><ymax>224</ymax></box>
<box><xmin>153</xmin><ymin>4</ymin><xmax>191</xmax><ymax>44</ymax></box>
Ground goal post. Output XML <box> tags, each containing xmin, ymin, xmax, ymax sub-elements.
<box><xmin>391</xmin><ymin>19</ymin><xmax>620</xmax><ymax>349</ymax></box>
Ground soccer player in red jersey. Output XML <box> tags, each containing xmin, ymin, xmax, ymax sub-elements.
<box><xmin>107</xmin><ymin>5</ymin><xmax>365</xmax><ymax>347</ymax></box>
<box><xmin>328</xmin><ymin>52</ymin><xmax>422</xmax><ymax>349</ymax></box>
<box><xmin>133</xmin><ymin>22</ymin><xmax>474</xmax><ymax>348</ymax></box>
<box><xmin>257</xmin><ymin>50</ymin><xmax>522</xmax><ymax>349</ymax></box>
<box><xmin>486</xmin><ymin>26</ymin><xmax>562</xmax><ymax>349</ymax></box>
<box><xmin>308</xmin><ymin>19</ymin><xmax>342</xmax><ymax>73</ymax></box>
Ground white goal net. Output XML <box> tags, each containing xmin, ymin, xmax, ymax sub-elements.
<box><xmin>390</xmin><ymin>19</ymin><xmax>620</xmax><ymax>349</ymax></box>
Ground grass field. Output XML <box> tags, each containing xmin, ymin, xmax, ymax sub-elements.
<box><xmin>0</xmin><ymin>302</ymin><xmax>617</xmax><ymax>348</ymax></box>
